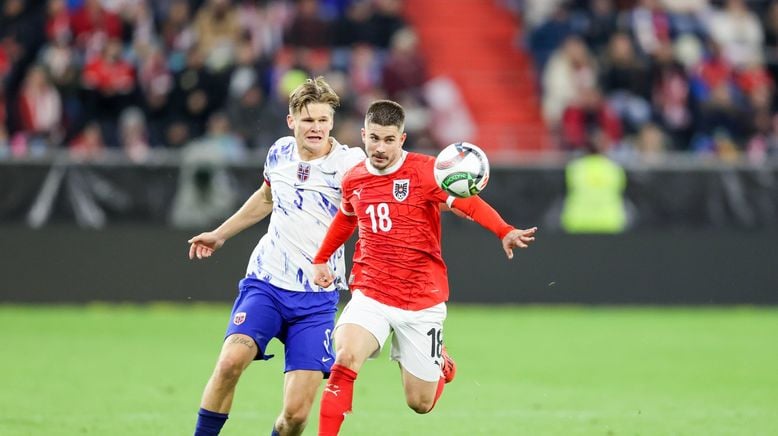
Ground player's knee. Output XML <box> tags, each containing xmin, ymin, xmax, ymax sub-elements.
<box><xmin>280</xmin><ymin>407</ymin><xmax>309</xmax><ymax>428</ymax></box>
<box><xmin>333</xmin><ymin>349</ymin><xmax>359</xmax><ymax>369</ymax></box>
<box><xmin>214</xmin><ymin>354</ymin><xmax>246</xmax><ymax>382</ymax></box>
<box><xmin>407</xmin><ymin>397</ymin><xmax>435</xmax><ymax>414</ymax></box>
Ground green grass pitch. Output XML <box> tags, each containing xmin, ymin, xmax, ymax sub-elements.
<box><xmin>1</xmin><ymin>304</ymin><xmax>776</xmax><ymax>435</ymax></box>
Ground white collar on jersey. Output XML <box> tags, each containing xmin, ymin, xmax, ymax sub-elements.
<box><xmin>365</xmin><ymin>150</ymin><xmax>408</xmax><ymax>176</ymax></box>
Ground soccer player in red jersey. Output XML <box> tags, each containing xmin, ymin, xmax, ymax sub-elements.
<box><xmin>311</xmin><ymin>100</ymin><xmax>537</xmax><ymax>435</ymax></box>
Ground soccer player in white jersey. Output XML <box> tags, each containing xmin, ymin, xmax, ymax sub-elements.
<box><xmin>187</xmin><ymin>77</ymin><xmax>365</xmax><ymax>436</ymax></box>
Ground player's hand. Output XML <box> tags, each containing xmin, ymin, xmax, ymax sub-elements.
<box><xmin>502</xmin><ymin>227</ymin><xmax>537</xmax><ymax>259</ymax></box>
<box><xmin>188</xmin><ymin>232</ymin><xmax>225</xmax><ymax>259</ymax></box>
<box><xmin>313</xmin><ymin>263</ymin><xmax>335</xmax><ymax>287</ymax></box>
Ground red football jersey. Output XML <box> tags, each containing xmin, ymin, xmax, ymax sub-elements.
<box><xmin>341</xmin><ymin>152</ymin><xmax>450</xmax><ymax>310</ymax></box>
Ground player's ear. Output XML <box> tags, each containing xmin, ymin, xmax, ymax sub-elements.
<box><xmin>286</xmin><ymin>113</ymin><xmax>295</xmax><ymax>130</ymax></box>
<box><xmin>400</xmin><ymin>132</ymin><xmax>407</xmax><ymax>147</ymax></box>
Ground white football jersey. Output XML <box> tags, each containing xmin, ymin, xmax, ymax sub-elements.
<box><xmin>246</xmin><ymin>136</ymin><xmax>366</xmax><ymax>292</ymax></box>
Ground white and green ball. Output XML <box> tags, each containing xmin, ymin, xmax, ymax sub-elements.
<box><xmin>433</xmin><ymin>142</ymin><xmax>490</xmax><ymax>198</ymax></box>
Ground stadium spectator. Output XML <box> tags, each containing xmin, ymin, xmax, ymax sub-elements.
<box><xmin>561</xmin><ymin>86</ymin><xmax>623</xmax><ymax>151</ymax></box>
<box><xmin>649</xmin><ymin>40</ymin><xmax>693</xmax><ymax>149</ymax></box>
<box><xmin>527</xmin><ymin>4</ymin><xmax>574</xmax><ymax>74</ymax></box>
<box><xmin>186</xmin><ymin>77</ymin><xmax>366</xmax><ymax>436</ymax></box>
<box><xmin>118</xmin><ymin>106</ymin><xmax>150</xmax><ymax>162</ymax></box>
<box><xmin>626</xmin><ymin>0</ymin><xmax>672</xmax><ymax>57</ymax></box>
<box><xmin>599</xmin><ymin>32</ymin><xmax>652</xmax><ymax>132</ymax></box>
<box><xmin>692</xmin><ymin>83</ymin><xmax>747</xmax><ymax>157</ymax></box>
<box><xmin>367</xmin><ymin>0</ymin><xmax>407</xmax><ymax>49</ymax></box>
<box><xmin>577</xmin><ymin>0</ymin><xmax>619</xmax><ymax>56</ymax></box>
<box><xmin>542</xmin><ymin>35</ymin><xmax>598</xmax><ymax>127</ymax></box>
<box><xmin>311</xmin><ymin>99</ymin><xmax>537</xmax><ymax>435</ymax></box>
<box><xmin>380</xmin><ymin>27</ymin><xmax>426</xmax><ymax>100</ymax></box>
<box><xmin>16</xmin><ymin>65</ymin><xmax>63</xmax><ymax>153</ymax></box>
<box><xmin>69</xmin><ymin>120</ymin><xmax>105</xmax><ymax>160</ymax></box>
<box><xmin>45</xmin><ymin>0</ymin><xmax>72</xmax><ymax>42</ymax></box>
<box><xmin>332</xmin><ymin>0</ymin><xmax>374</xmax><ymax>49</ymax></box>
<box><xmin>284</xmin><ymin>0</ymin><xmax>333</xmax><ymax>48</ymax></box>
<box><xmin>70</xmin><ymin>0</ymin><xmax>123</xmax><ymax>54</ymax></box>
<box><xmin>193</xmin><ymin>0</ymin><xmax>242</xmax><ymax>69</ymax></box>
<box><xmin>706</xmin><ymin>0</ymin><xmax>763</xmax><ymax>69</ymax></box>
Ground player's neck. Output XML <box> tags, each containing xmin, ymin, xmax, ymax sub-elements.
<box><xmin>366</xmin><ymin>150</ymin><xmax>408</xmax><ymax>175</ymax></box>
<box><xmin>298</xmin><ymin>137</ymin><xmax>335</xmax><ymax>162</ymax></box>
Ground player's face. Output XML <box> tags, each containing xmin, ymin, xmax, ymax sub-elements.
<box><xmin>362</xmin><ymin>122</ymin><xmax>406</xmax><ymax>170</ymax></box>
<box><xmin>288</xmin><ymin>103</ymin><xmax>334</xmax><ymax>160</ymax></box>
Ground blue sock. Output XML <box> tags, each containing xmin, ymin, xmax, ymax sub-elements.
<box><xmin>194</xmin><ymin>408</ymin><xmax>228</xmax><ymax>436</ymax></box>
<box><xmin>271</xmin><ymin>429</ymin><xmax>280</xmax><ymax>436</ymax></box>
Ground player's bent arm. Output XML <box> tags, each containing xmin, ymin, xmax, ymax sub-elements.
<box><xmin>188</xmin><ymin>182</ymin><xmax>273</xmax><ymax>259</ymax></box>
<box><xmin>212</xmin><ymin>181</ymin><xmax>274</xmax><ymax>240</ymax></box>
<box><xmin>312</xmin><ymin>210</ymin><xmax>358</xmax><ymax>287</ymax></box>
<box><xmin>313</xmin><ymin>210</ymin><xmax>358</xmax><ymax>264</ymax></box>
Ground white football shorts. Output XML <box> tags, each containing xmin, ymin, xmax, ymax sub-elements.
<box><xmin>336</xmin><ymin>290</ymin><xmax>447</xmax><ymax>382</ymax></box>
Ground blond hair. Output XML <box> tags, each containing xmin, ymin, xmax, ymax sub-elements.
<box><xmin>288</xmin><ymin>76</ymin><xmax>340</xmax><ymax>115</ymax></box>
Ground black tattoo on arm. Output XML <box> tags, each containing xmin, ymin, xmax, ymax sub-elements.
<box><xmin>228</xmin><ymin>336</ymin><xmax>256</xmax><ymax>350</ymax></box>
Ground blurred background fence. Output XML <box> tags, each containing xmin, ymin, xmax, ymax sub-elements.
<box><xmin>1</xmin><ymin>152</ymin><xmax>776</xmax><ymax>304</ymax></box>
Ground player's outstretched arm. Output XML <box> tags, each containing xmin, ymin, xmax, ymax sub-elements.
<box><xmin>188</xmin><ymin>182</ymin><xmax>273</xmax><ymax>260</ymax></box>
<box><xmin>451</xmin><ymin>195</ymin><xmax>538</xmax><ymax>259</ymax></box>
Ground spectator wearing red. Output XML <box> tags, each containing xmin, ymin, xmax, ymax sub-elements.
<box><xmin>70</xmin><ymin>0</ymin><xmax>123</xmax><ymax>48</ymax></box>
<box><xmin>82</xmin><ymin>38</ymin><xmax>135</xmax><ymax>96</ymax></box>
<box><xmin>561</xmin><ymin>87</ymin><xmax>622</xmax><ymax>151</ymax></box>
<box><xmin>381</xmin><ymin>27</ymin><xmax>427</xmax><ymax>100</ymax></box>
<box><xmin>46</xmin><ymin>0</ymin><xmax>71</xmax><ymax>42</ymax></box>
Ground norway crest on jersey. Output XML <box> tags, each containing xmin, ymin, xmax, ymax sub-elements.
<box><xmin>297</xmin><ymin>162</ymin><xmax>311</xmax><ymax>183</ymax></box>
<box><xmin>393</xmin><ymin>179</ymin><xmax>410</xmax><ymax>202</ymax></box>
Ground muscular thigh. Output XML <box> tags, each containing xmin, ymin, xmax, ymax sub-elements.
<box><xmin>389</xmin><ymin>302</ymin><xmax>447</xmax><ymax>382</ymax></box>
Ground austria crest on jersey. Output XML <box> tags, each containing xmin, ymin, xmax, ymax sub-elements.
<box><xmin>393</xmin><ymin>179</ymin><xmax>410</xmax><ymax>201</ymax></box>
<box><xmin>297</xmin><ymin>162</ymin><xmax>311</xmax><ymax>183</ymax></box>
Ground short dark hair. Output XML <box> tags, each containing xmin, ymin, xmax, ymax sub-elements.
<box><xmin>288</xmin><ymin>76</ymin><xmax>340</xmax><ymax>115</ymax></box>
<box><xmin>365</xmin><ymin>100</ymin><xmax>405</xmax><ymax>130</ymax></box>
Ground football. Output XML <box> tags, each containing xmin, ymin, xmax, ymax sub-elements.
<box><xmin>433</xmin><ymin>142</ymin><xmax>490</xmax><ymax>198</ymax></box>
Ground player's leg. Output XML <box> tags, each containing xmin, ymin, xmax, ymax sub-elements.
<box><xmin>272</xmin><ymin>290</ymin><xmax>338</xmax><ymax>435</ymax></box>
<box><xmin>390</xmin><ymin>302</ymin><xmax>451</xmax><ymax>414</ymax></box>
<box><xmin>199</xmin><ymin>334</ymin><xmax>257</xmax><ymax>412</ymax></box>
<box><xmin>272</xmin><ymin>370</ymin><xmax>323</xmax><ymax>436</ymax></box>
<box><xmin>319</xmin><ymin>291</ymin><xmax>390</xmax><ymax>436</ymax></box>
<box><xmin>195</xmin><ymin>279</ymin><xmax>282</xmax><ymax>436</ymax></box>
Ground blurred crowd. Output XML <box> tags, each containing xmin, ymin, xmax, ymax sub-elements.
<box><xmin>0</xmin><ymin>0</ymin><xmax>433</xmax><ymax>162</ymax></box>
<box><xmin>521</xmin><ymin>0</ymin><xmax>778</xmax><ymax>163</ymax></box>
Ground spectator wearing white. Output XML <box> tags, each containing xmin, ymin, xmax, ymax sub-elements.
<box><xmin>706</xmin><ymin>0</ymin><xmax>764</xmax><ymax>68</ymax></box>
<box><xmin>542</xmin><ymin>35</ymin><xmax>597</xmax><ymax>128</ymax></box>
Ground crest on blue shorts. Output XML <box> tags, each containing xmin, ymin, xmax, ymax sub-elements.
<box><xmin>393</xmin><ymin>179</ymin><xmax>410</xmax><ymax>202</ymax></box>
<box><xmin>233</xmin><ymin>312</ymin><xmax>246</xmax><ymax>325</ymax></box>
<box><xmin>297</xmin><ymin>162</ymin><xmax>311</xmax><ymax>183</ymax></box>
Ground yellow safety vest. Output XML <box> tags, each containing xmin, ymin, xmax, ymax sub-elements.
<box><xmin>561</xmin><ymin>154</ymin><xmax>627</xmax><ymax>233</ymax></box>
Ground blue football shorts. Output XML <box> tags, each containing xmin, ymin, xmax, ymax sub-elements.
<box><xmin>225</xmin><ymin>277</ymin><xmax>339</xmax><ymax>375</ymax></box>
